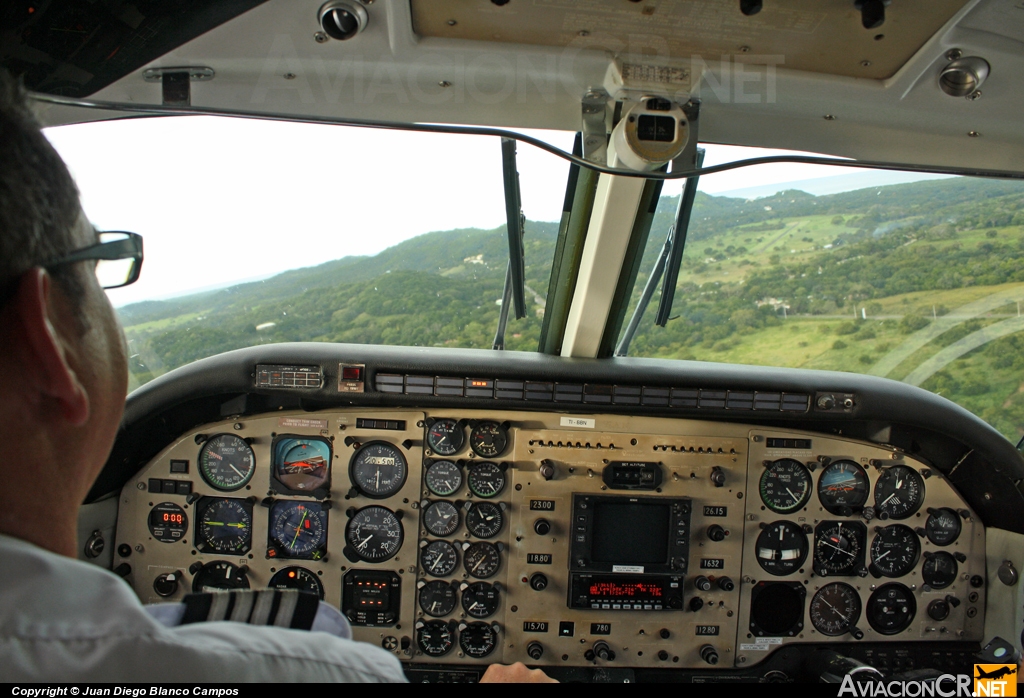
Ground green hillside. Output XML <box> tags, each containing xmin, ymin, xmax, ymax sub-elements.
<box><xmin>119</xmin><ymin>176</ymin><xmax>1024</xmax><ymax>443</ymax></box>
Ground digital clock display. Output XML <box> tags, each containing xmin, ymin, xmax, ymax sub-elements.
<box><xmin>148</xmin><ymin>502</ymin><xmax>188</xmax><ymax>543</ymax></box>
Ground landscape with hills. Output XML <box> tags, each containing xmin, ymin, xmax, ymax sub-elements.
<box><xmin>118</xmin><ymin>176</ymin><xmax>1024</xmax><ymax>443</ymax></box>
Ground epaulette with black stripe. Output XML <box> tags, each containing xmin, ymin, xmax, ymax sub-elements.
<box><xmin>181</xmin><ymin>589</ymin><xmax>320</xmax><ymax>630</ymax></box>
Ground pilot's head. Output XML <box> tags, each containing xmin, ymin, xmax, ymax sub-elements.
<box><xmin>0</xmin><ymin>69</ymin><xmax>129</xmax><ymax>555</ymax></box>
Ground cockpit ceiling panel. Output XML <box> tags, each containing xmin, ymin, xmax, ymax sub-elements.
<box><xmin>411</xmin><ymin>0</ymin><xmax>971</xmax><ymax>81</ymax></box>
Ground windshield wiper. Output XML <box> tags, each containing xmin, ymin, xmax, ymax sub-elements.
<box><xmin>615</xmin><ymin>148</ymin><xmax>705</xmax><ymax>356</ymax></box>
<box><xmin>493</xmin><ymin>137</ymin><xmax>527</xmax><ymax>350</ymax></box>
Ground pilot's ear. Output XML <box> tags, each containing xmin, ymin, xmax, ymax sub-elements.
<box><xmin>7</xmin><ymin>268</ymin><xmax>89</xmax><ymax>426</ymax></box>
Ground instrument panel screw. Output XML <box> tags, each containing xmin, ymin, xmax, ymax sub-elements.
<box><xmin>134</xmin><ymin>544</ymin><xmax>144</xmax><ymax>553</ymax></box>
<box><xmin>737</xmin><ymin>656</ymin><xmax>747</xmax><ymax>664</ymax></box>
<box><xmin>233</xmin><ymin>423</ymin><xmax>243</xmax><ymax>431</ymax></box>
<box><xmin>823</xmin><ymin>114</ymin><xmax>837</xmax><ymax>121</ymax></box>
<box><xmin>439</xmin><ymin>80</ymin><xmax>452</xmax><ymax>88</ymax></box>
<box><xmin>860</xmin><ymin>60</ymin><xmax>872</xmax><ymax>67</ymax></box>
<box><xmin>578</xmin><ymin>30</ymin><xmax>590</xmax><ymax>36</ymax></box>
<box><xmin>946</xmin><ymin>49</ymin><xmax>963</xmax><ymax>61</ymax></box>
<box><xmin>968</xmin><ymin>131</ymin><xmax>981</xmax><ymax>138</ymax></box>
<box><xmin>447</xmin><ymin>19</ymin><xmax>457</xmax><ymax>26</ymax></box>
<box><xmin>136</xmin><ymin>482</ymin><xmax>145</xmax><ymax>490</ymax></box>
<box><xmin>314</xmin><ymin>31</ymin><xmax>328</xmax><ymax>43</ymax></box>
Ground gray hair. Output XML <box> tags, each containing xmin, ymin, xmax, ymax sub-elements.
<box><xmin>0</xmin><ymin>69</ymin><xmax>86</xmax><ymax>309</ymax></box>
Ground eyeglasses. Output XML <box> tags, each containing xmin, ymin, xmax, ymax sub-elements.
<box><xmin>47</xmin><ymin>231</ymin><xmax>144</xmax><ymax>289</ymax></box>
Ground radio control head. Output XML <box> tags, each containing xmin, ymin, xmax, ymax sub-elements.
<box><xmin>710</xmin><ymin>466</ymin><xmax>726</xmax><ymax>487</ymax></box>
<box><xmin>527</xmin><ymin>642</ymin><xmax>544</xmax><ymax>660</ymax></box>
<box><xmin>534</xmin><ymin>518</ymin><xmax>551</xmax><ymax>536</ymax></box>
<box><xmin>593</xmin><ymin>641</ymin><xmax>616</xmax><ymax>662</ymax></box>
<box><xmin>700</xmin><ymin>644</ymin><xmax>719</xmax><ymax>665</ymax></box>
<box><xmin>689</xmin><ymin>597</ymin><xmax>705</xmax><ymax>611</ymax></box>
<box><xmin>717</xmin><ymin>576</ymin><xmax>735</xmax><ymax>592</ymax></box>
<box><xmin>707</xmin><ymin>525</ymin><xmax>726</xmax><ymax>542</ymax></box>
<box><xmin>529</xmin><ymin>573</ymin><xmax>548</xmax><ymax>591</ymax></box>
<box><xmin>694</xmin><ymin>575</ymin><xmax>712</xmax><ymax>592</ymax></box>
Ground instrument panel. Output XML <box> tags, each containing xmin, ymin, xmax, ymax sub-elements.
<box><xmin>115</xmin><ymin>409</ymin><xmax>986</xmax><ymax>669</ymax></box>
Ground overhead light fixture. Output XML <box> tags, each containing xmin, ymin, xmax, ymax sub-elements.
<box><xmin>939</xmin><ymin>56</ymin><xmax>990</xmax><ymax>98</ymax></box>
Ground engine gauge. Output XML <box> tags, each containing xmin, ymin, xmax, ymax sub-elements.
<box><xmin>148</xmin><ymin>502</ymin><xmax>188</xmax><ymax>543</ymax></box>
<box><xmin>866</xmin><ymin>583</ymin><xmax>916</xmax><ymax>635</ymax></box>
<box><xmin>350</xmin><ymin>441</ymin><xmax>407</xmax><ymax>498</ymax></box>
<box><xmin>925</xmin><ymin>507</ymin><xmax>962</xmax><ymax>546</ymax></box>
<box><xmin>268</xmin><ymin>500</ymin><xmax>328</xmax><ymax>560</ymax></box>
<box><xmin>467</xmin><ymin>461</ymin><xmax>506</xmax><ymax>498</ymax></box>
<box><xmin>810</xmin><ymin>582</ymin><xmax>862</xmax><ymax>637</ymax></box>
<box><xmin>922</xmin><ymin>551</ymin><xmax>958</xmax><ymax>589</ymax></box>
<box><xmin>427</xmin><ymin>419</ymin><xmax>464</xmax><ymax>457</ymax></box>
<box><xmin>194</xmin><ymin>497</ymin><xmax>253</xmax><ymax>554</ymax></box>
<box><xmin>817</xmin><ymin>460</ymin><xmax>870</xmax><ymax>515</ymax></box>
<box><xmin>813</xmin><ymin>521</ymin><xmax>866</xmax><ymax>576</ymax></box>
<box><xmin>272</xmin><ymin>436</ymin><xmax>331</xmax><ymax>493</ymax></box>
<box><xmin>873</xmin><ymin>465</ymin><xmax>925</xmax><ymax>520</ymax></box>
<box><xmin>459</xmin><ymin>621</ymin><xmax>498</xmax><ymax>659</ymax></box>
<box><xmin>463</xmin><ymin>541</ymin><xmax>501</xmax><ymax>579</ymax></box>
<box><xmin>191</xmin><ymin>560</ymin><xmax>250</xmax><ymax>593</ymax></box>
<box><xmin>198</xmin><ymin>434</ymin><xmax>256</xmax><ymax>492</ymax></box>
<box><xmin>465</xmin><ymin>501</ymin><xmax>504</xmax><ymax>539</ymax></box>
<box><xmin>760</xmin><ymin>459</ymin><xmax>812</xmax><ymax>514</ymax></box>
<box><xmin>470</xmin><ymin>422</ymin><xmax>508</xmax><ymax>459</ymax></box>
<box><xmin>461</xmin><ymin>582</ymin><xmax>500</xmax><ymax>619</ymax></box>
<box><xmin>416</xmin><ymin>619</ymin><xmax>455</xmax><ymax>656</ymax></box>
<box><xmin>869</xmin><ymin>524</ymin><xmax>920</xmax><ymax>578</ymax></box>
<box><xmin>424</xmin><ymin>460</ymin><xmax>463</xmax><ymax>497</ymax></box>
<box><xmin>422</xmin><ymin>500</ymin><xmax>460</xmax><ymax>537</ymax></box>
<box><xmin>419</xmin><ymin>580</ymin><xmax>458</xmax><ymax>617</ymax></box>
<box><xmin>420</xmin><ymin>540</ymin><xmax>459</xmax><ymax>577</ymax></box>
<box><xmin>269</xmin><ymin>566</ymin><xmax>324</xmax><ymax>600</ymax></box>
<box><xmin>345</xmin><ymin>506</ymin><xmax>404</xmax><ymax>562</ymax></box>
<box><xmin>755</xmin><ymin>521</ymin><xmax>809</xmax><ymax>576</ymax></box>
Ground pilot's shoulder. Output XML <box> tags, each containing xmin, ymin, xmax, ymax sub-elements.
<box><xmin>0</xmin><ymin>535</ymin><xmax>405</xmax><ymax>683</ymax></box>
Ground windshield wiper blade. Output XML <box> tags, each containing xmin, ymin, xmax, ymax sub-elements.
<box><xmin>493</xmin><ymin>262</ymin><xmax>514</xmax><ymax>350</ymax></box>
<box><xmin>655</xmin><ymin>147</ymin><xmax>705</xmax><ymax>327</ymax></box>
<box><xmin>493</xmin><ymin>138</ymin><xmax>527</xmax><ymax>350</ymax></box>
<box><xmin>616</xmin><ymin>148</ymin><xmax>705</xmax><ymax>356</ymax></box>
<box><xmin>502</xmin><ymin>137</ymin><xmax>527</xmax><ymax>320</ymax></box>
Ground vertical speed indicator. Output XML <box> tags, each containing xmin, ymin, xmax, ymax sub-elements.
<box><xmin>345</xmin><ymin>506</ymin><xmax>404</xmax><ymax>562</ymax></box>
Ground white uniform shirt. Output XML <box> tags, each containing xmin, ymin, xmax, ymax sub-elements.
<box><xmin>0</xmin><ymin>535</ymin><xmax>406</xmax><ymax>682</ymax></box>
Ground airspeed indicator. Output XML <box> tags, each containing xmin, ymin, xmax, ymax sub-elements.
<box><xmin>760</xmin><ymin>459</ymin><xmax>812</xmax><ymax>513</ymax></box>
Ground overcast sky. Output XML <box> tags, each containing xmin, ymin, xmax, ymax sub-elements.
<box><xmin>44</xmin><ymin>116</ymin><xmax>930</xmax><ymax>307</ymax></box>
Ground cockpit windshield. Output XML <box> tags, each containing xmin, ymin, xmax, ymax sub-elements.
<box><xmin>46</xmin><ymin>116</ymin><xmax>1024</xmax><ymax>443</ymax></box>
